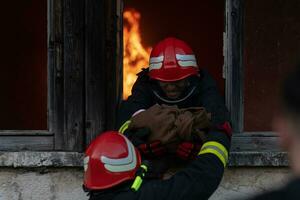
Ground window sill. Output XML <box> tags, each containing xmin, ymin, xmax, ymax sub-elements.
<box><xmin>0</xmin><ymin>151</ymin><xmax>288</xmax><ymax>168</ymax></box>
<box><xmin>0</xmin><ymin>151</ymin><xmax>83</xmax><ymax>167</ymax></box>
<box><xmin>229</xmin><ymin>151</ymin><xmax>288</xmax><ymax>167</ymax></box>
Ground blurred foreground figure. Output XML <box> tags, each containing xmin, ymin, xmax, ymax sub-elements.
<box><xmin>247</xmin><ymin>66</ymin><xmax>300</xmax><ymax>200</ymax></box>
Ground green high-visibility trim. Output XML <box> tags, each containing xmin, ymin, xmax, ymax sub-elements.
<box><xmin>130</xmin><ymin>163</ymin><xmax>148</xmax><ymax>192</ymax></box>
<box><xmin>118</xmin><ymin>120</ymin><xmax>131</xmax><ymax>134</ymax></box>
<box><xmin>199</xmin><ymin>148</ymin><xmax>226</xmax><ymax>167</ymax></box>
<box><xmin>198</xmin><ymin>141</ymin><xmax>228</xmax><ymax>167</ymax></box>
<box><xmin>131</xmin><ymin>176</ymin><xmax>143</xmax><ymax>191</ymax></box>
<box><xmin>140</xmin><ymin>164</ymin><xmax>148</xmax><ymax>172</ymax></box>
<box><xmin>201</xmin><ymin>145</ymin><xmax>227</xmax><ymax>163</ymax></box>
<box><xmin>202</xmin><ymin>141</ymin><xmax>228</xmax><ymax>159</ymax></box>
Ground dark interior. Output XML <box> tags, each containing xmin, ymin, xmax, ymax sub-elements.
<box><xmin>0</xmin><ymin>0</ymin><xmax>47</xmax><ymax>130</ymax></box>
<box><xmin>244</xmin><ymin>0</ymin><xmax>300</xmax><ymax>131</ymax></box>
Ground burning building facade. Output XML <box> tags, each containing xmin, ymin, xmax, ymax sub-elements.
<box><xmin>0</xmin><ymin>0</ymin><xmax>299</xmax><ymax>199</ymax></box>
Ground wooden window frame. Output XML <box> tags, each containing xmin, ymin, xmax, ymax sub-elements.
<box><xmin>0</xmin><ymin>0</ymin><xmax>85</xmax><ymax>152</ymax></box>
<box><xmin>0</xmin><ymin>0</ymin><xmax>122</xmax><ymax>152</ymax></box>
<box><xmin>0</xmin><ymin>0</ymin><xmax>286</xmax><ymax>167</ymax></box>
<box><xmin>0</xmin><ymin>0</ymin><xmax>122</xmax><ymax>168</ymax></box>
<box><xmin>225</xmin><ymin>0</ymin><xmax>286</xmax><ymax>166</ymax></box>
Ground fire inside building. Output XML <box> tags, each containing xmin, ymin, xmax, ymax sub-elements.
<box><xmin>0</xmin><ymin>0</ymin><xmax>299</xmax><ymax>199</ymax></box>
<box><xmin>123</xmin><ymin>0</ymin><xmax>225</xmax><ymax>99</ymax></box>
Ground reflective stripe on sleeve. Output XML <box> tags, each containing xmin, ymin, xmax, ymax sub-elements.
<box><xmin>140</xmin><ymin>164</ymin><xmax>148</xmax><ymax>172</ymax></box>
<box><xmin>198</xmin><ymin>141</ymin><xmax>228</xmax><ymax>167</ymax></box>
<box><xmin>131</xmin><ymin>164</ymin><xmax>148</xmax><ymax>192</ymax></box>
<box><xmin>118</xmin><ymin>120</ymin><xmax>131</xmax><ymax>134</ymax></box>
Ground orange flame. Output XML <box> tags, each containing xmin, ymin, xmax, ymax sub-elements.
<box><xmin>123</xmin><ymin>9</ymin><xmax>152</xmax><ymax>99</ymax></box>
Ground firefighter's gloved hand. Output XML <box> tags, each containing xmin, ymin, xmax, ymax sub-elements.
<box><xmin>176</xmin><ymin>142</ymin><xmax>202</xmax><ymax>160</ymax></box>
<box><xmin>138</xmin><ymin>140</ymin><xmax>166</xmax><ymax>158</ymax></box>
<box><xmin>124</xmin><ymin>128</ymin><xmax>166</xmax><ymax>158</ymax></box>
<box><xmin>214</xmin><ymin>121</ymin><xmax>232</xmax><ymax>140</ymax></box>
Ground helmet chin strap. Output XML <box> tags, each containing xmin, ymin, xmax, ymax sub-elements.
<box><xmin>152</xmin><ymin>86</ymin><xmax>196</xmax><ymax>104</ymax></box>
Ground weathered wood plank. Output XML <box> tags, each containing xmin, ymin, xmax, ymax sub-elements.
<box><xmin>115</xmin><ymin>0</ymin><xmax>123</xmax><ymax>108</ymax></box>
<box><xmin>49</xmin><ymin>0</ymin><xmax>86</xmax><ymax>151</ymax></box>
<box><xmin>85</xmin><ymin>0</ymin><xmax>123</xmax><ymax>146</ymax></box>
<box><xmin>0</xmin><ymin>136</ymin><xmax>53</xmax><ymax>151</ymax></box>
<box><xmin>85</xmin><ymin>0</ymin><xmax>106</xmax><ymax>146</ymax></box>
<box><xmin>0</xmin><ymin>130</ymin><xmax>52</xmax><ymax>136</ymax></box>
<box><xmin>103</xmin><ymin>0</ymin><xmax>123</xmax><ymax>131</ymax></box>
<box><xmin>48</xmin><ymin>0</ymin><xmax>64</xmax><ymax>150</ymax></box>
<box><xmin>231</xmin><ymin>136</ymin><xmax>281</xmax><ymax>152</ymax></box>
<box><xmin>225</xmin><ymin>0</ymin><xmax>244</xmax><ymax>133</ymax></box>
<box><xmin>62</xmin><ymin>0</ymin><xmax>85</xmax><ymax>151</ymax></box>
<box><xmin>234</xmin><ymin>131</ymin><xmax>277</xmax><ymax>137</ymax></box>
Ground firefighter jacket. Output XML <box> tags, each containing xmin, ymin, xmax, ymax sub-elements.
<box><xmin>117</xmin><ymin>68</ymin><xmax>230</xmax><ymax>129</ymax></box>
<box><xmin>88</xmin><ymin>130</ymin><xmax>230</xmax><ymax>200</ymax></box>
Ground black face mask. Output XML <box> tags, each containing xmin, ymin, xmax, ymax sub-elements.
<box><xmin>150</xmin><ymin>76</ymin><xmax>199</xmax><ymax>104</ymax></box>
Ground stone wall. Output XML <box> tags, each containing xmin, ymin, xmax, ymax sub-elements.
<box><xmin>0</xmin><ymin>167</ymin><xmax>291</xmax><ymax>200</ymax></box>
<box><xmin>211</xmin><ymin>167</ymin><xmax>291</xmax><ymax>200</ymax></box>
<box><xmin>0</xmin><ymin>168</ymin><xmax>87</xmax><ymax>200</ymax></box>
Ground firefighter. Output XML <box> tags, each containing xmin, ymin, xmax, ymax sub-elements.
<box><xmin>83</xmin><ymin>129</ymin><xmax>230</xmax><ymax>200</ymax></box>
<box><xmin>117</xmin><ymin>37</ymin><xmax>231</xmax><ymax>160</ymax></box>
<box><xmin>246</xmin><ymin>66</ymin><xmax>300</xmax><ymax>200</ymax></box>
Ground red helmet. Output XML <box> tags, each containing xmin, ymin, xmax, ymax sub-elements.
<box><xmin>83</xmin><ymin>131</ymin><xmax>141</xmax><ymax>190</ymax></box>
<box><xmin>149</xmin><ymin>37</ymin><xmax>199</xmax><ymax>82</ymax></box>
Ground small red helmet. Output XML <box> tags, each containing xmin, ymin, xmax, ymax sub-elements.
<box><xmin>83</xmin><ymin>131</ymin><xmax>141</xmax><ymax>190</ymax></box>
<box><xmin>149</xmin><ymin>37</ymin><xmax>199</xmax><ymax>82</ymax></box>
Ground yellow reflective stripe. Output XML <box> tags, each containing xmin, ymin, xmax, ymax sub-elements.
<box><xmin>201</xmin><ymin>141</ymin><xmax>228</xmax><ymax>159</ymax></box>
<box><xmin>131</xmin><ymin>164</ymin><xmax>148</xmax><ymax>192</ymax></box>
<box><xmin>199</xmin><ymin>149</ymin><xmax>226</xmax><ymax>167</ymax></box>
<box><xmin>201</xmin><ymin>145</ymin><xmax>227</xmax><ymax>162</ymax></box>
<box><xmin>140</xmin><ymin>164</ymin><xmax>148</xmax><ymax>172</ymax></box>
<box><xmin>118</xmin><ymin>120</ymin><xmax>131</xmax><ymax>134</ymax></box>
<box><xmin>131</xmin><ymin>176</ymin><xmax>143</xmax><ymax>191</ymax></box>
<box><xmin>198</xmin><ymin>141</ymin><xmax>228</xmax><ymax>167</ymax></box>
